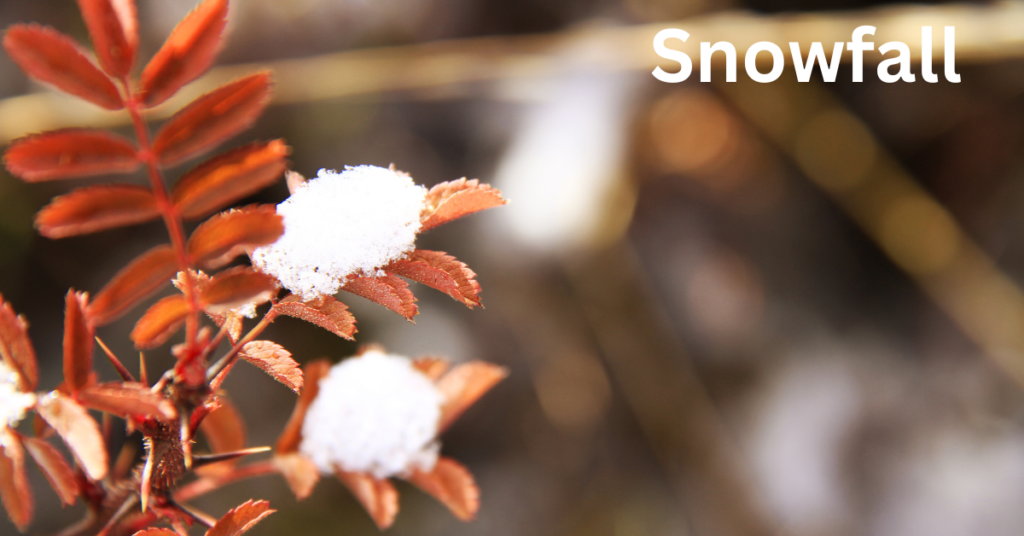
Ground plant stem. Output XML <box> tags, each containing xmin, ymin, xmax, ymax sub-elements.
<box><xmin>207</xmin><ymin>308</ymin><xmax>279</xmax><ymax>389</ymax></box>
<box><xmin>121</xmin><ymin>79</ymin><xmax>200</xmax><ymax>348</ymax></box>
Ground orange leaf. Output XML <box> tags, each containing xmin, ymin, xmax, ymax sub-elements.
<box><xmin>63</xmin><ymin>290</ymin><xmax>93</xmax><ymax>393</ymax></box>
<box><xmin>216</xmin><ymin>312</ymin><xmax>244</xmax><ymax>345</ymax></box>
<box><xmin>87</xmin><ymin>245</ymin><xmax>177</xmax><ymax>326</ymax></box>
<box><xmin>406</xmin><ymin>457</ymin><xmax>479</xmax><ymax>521</ymax></box>
<box><xmin>36</xmin><ymin>392</ymin><xmax>108</xmax><ymax>480</ymax></box>
<box><xmin>334</xmin><ymin>469</ymin><xmax>398</xmax><ymax>530</ymax></box>
<box><xmin>155</xmin><ymin>72</ymin><xmax>273</xmax><ymax>167</ymax></box>
<box><xmin>387</xmin><ymin>249</ymin><xmax>482</xmax><ymax>308</ymax></box>
<box><xmin>78</xmin><ymin>382</ymin><xmax>176</xmax><ymax>421</ymax></box>
<box><xmin>3</xmin><ymin>24</ymin><xmax>122</xmax><ymax>110</ymax></box>
<box><xmin>187</xmin><ymin>205</ymin><xmax>283</xmax><ymax>269</ymax></box>
<box><xmin>198</xmin><ymin>267</ymin><xmax>277</xmax><ymax>314</ymax></box>
<box><xmin>275</xmin><ymin>359</ymin><xmax>330</xmax><ymax>454</ymax></box>
<box><xmin>138</xmin><ymin>0</ymin><xmax>228</xmax><ymax>108</ymax></box>
<box><xmin>342</xmin><ymin>274</ymin><xmax>418</xmax><ymax>320</ymax></box>
<box><xmin>437</xmin><ymin>361</ymin><xmax>507</xmax><ymax>432</ymax></box>
<box><xmin>0</xmin><ymin>433</ymin><xmax>32</xmax><ymax>530</ymax></box>
<box><xmin>131</xmin><ymin>294</ymin><xmax>188</xmax><ymax>349</ymax></box>
<box><xmin>36</xmin><ymin>184</ymin><xmax>158</xmax><ymax>238</ymax></box>
<box><xmin>77</xmin><ymin>0</ymin><xmax>138</xmax><ymax>78</ymax></box>
<box><xmin>196</xmin><ymin>397</ymin><xmax>245</xmax><ymax>478</ymax></box>
<box><xmin>22</xmin><ymin>435</ymin><xmax>78</xmax><ymax>506</ymax></box>
<box><xmin>205</xmin><ymin>499</ymin><xmax>275</xmax><ymax>536</ymax></box>
<box><xmin>412</xmin><ymin>356</ymin><xmax>450</xmax><ymax>381</ymax></box>
<box><xmin>171</xmin><ymin>140</ymin><xmax>290</xmax><ymax>220</ymax></box>
<box><xmin>420</xmin><ymin>178</ymin><xmax>506</xmax><ymax>232</ymax></box>
<box><xmin>272</xmin><ymin>453</ymin><xmax>319</xmax><ymax>500</ymax></box>
<box><xmin>5</xmin><ymin>129</ymin><xmax>139</xmax><ymax>182</ymax></box>
<box><xmin>0</xmin><ymin>295</ymin><xmax>37</xmax><ymax>392</ymax></box>
<box><xmin>240</xmin><ymin>340</ymin><xmax>302</xmax><ymax>393</ymax></box>
<box><xmin>134</xmin><ymin>529</ymin><xmax>179</xmax><ymax>536</ymax></box>
<box><xmin>273</xmin><ymin>295</ymin><xmax>356</xmax><ymax>340</ymax></box>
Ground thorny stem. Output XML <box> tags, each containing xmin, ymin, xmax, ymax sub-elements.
<box><xmin>120</xmin><ymin>78</ymin><xmax>201</xmax><ymax>349</ymax></box>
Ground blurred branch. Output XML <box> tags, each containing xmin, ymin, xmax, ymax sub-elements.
<box><xmin>562</xmin><ymin>245</ymin><xmax>777</xmax><ymax>536</ymax></box>
<box><xmin>3</xmin><ymin>2</ymin><xmax>1024</xmax><ymax>143</ymax></box>
<box><xmin>717</xmin><ymin>76</ymin><xmax>1024</xmax><ymax>387</ymax></box>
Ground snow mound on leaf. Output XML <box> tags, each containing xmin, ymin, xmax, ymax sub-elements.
<box><xmin>0</xmin><ymin>361</ymin><xmax>34</xmax><ymax>430</ymax></box>
<box><xmin>252</xmin><ymin>166</ymin><xmax>426</xmax><ymax>300</ymax></box>
<box><xmin>300</xmin><ymin>350</ymin><xmax>442</xmax><ymax>478</ymax></box>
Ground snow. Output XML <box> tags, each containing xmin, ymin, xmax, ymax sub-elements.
<box><xmin>300</xmin><ymin>350</ymin><xmax>443</xmax><ymax>478</ymax></box>
<box><xmin>252</xmin><ymin>166</ymin><xmax>427</xmax><ymax>300</ymax></box>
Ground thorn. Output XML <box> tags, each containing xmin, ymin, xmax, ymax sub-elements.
<box><xmin>96</xmin><ymin>336</ymin><xmax>136</xmax><ymax>382</ymax></box>
<box><xmin>140</xmin><ymin>352</ymin><xmax>149</xmax><ymax>387</ymax></box>
<box><xmin>151</xmin><ymin>369</ymin><xmax>173</xmax><ymax>394</ymax></box>
<box><xmin>141</xmin><ymin>441</ymin><xmax>155</xmax><ymax>512</ymax></box>
<box><xmin>171</xmin><ymin>519</ymin><xmax>190</xmax><ymax>536</ymax></box>
<box><xmin>170</xmin><ymin>498</ymin><xmax>217</xmax><ymax>528</ymax></box>
<box><xmin>180</xmin><ymin>413</ymin><xmax>193</xmax><ymax>471</ymax></box>
<box><xmin>192</xmin><ymin>446</ymin><xmax>272</xmax><ymax>468</ymax></box>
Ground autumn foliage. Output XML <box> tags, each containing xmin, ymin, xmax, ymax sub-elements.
<box><xmin>0</xmin><ymin>0</ymin><xmax>507</xmax><ymax>534</ymax></box>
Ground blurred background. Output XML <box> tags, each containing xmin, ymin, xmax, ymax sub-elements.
<box><xmin>4</xmin><ymin>0</ymin><xmax>1024</xmax><ymax>535</ymax></box>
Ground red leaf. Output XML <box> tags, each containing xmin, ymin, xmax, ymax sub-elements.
<box><xmin>342</xmin><ymin>274</ymin><xmax>418</xmax><ymax>320</ymax></box>
<box><xmin>131</xmin><ymin>295</ymin><xmax>188</xmax><ymax>349</ymax></box>
<box><xmin>0</xmin><ymin>295</ymin><xmax>37</xmax><ymax>392</ymax></box>
<box><xmin>387</xmin><ymin>250</ymin><xmax>482</xmax><ymax>308</ymax></box>
<box><xmin>272</xmin><ymin>453</ymin><xmax>319</xmax><ymax>501</ymax></box>
<box><xmin>87</xmin><ymin>245</ymin><xmax>177</xmax><ymax>326</ymax></box>
<box><xmin>35</xmin><ymin>392</ymin><xmax>108</xmax><ymax>480</ymax></box>
<box><xmin>196</xmin><ymin>397</ymin><xmax>245</xmax><ymax>478</ymax></box>
<box><xmin>77</xmin><ymin>0</ymin><xmax>137</xmax><ymax>78</ymax></box>
<box><xmin>205</xmin><ymin>499</ymin><xmax>275</xmax><ymax>536</ymax></box>
<box><xmin>437</xmin><ymin>361</ymin><xmax>507</xmax><ymax>432</ymax></box>
<box><xmin>22</xmin><ymin>435</ymin><xmax>78</xmax><ymax>506</ymax></box>
<box><xmin>78</xmin><ymin>382</ymin><xmax>176</xmax><ymax>421</ymax></box>
<box><xmin>420</xmin><ymin>178</ymin><xmax>506</xmax><ymax>232</ymax></box>
<box><xmin>187</xmin><ymin>205</ymin><xmax>283</xmax><ymax>269</ymax></box>
<box><xmin>239</xmin><ymin>340</ymin><xmax>302</xmax><ymax>393</ymax></box>
<box><xmin>5</xmin><ymin>129</ymin><xmax>139</xmax><ymax>182</ymax></box>
<box><xmin>406</xmin><ymin>457</ymin><xmax>479</xmax><ymax>521</ymax></box>
<box><xmin>36</xmin><ymin>184</ymin><xmax>158</xmax><ymax>238</ymax></box>
<box><xmin>171</xmin><ymin>140</ymin><xmax>290</xmax><ymax>220</ymax></box>
<box><xmin>0</xmin><ymin>434</ymin><xmax>32</xmax><ymax>530</ymax></box>
<box><xmin>63</xmin><ymin>290</ymin><xmax>93</xmax><ymax>393</ymax></box>
<box><xmin>412</xmin><ymin>356</ymin><xmax>450</xmax><ymax>381</ymax></box>
<box><xmin>198</xmin><ymin>267</ymin><xmax>277</xmax><ymax>314</ymax></box>
<box><xmin>155</xmin><ymin>72</ymin><xmax>273</xmax><ymax>167</ymax></box>
<box><xmin>138</xmin><ymin>0</ymin><xmax>228</xmax><ymax>108</ymax></box>
<box><xmin>273</xmin><ymin>295</ymin><xmax>356</xmax><ymax>340</ymax></box>
<box><xmin>334</xmin><ymin>469</ymin><xmax>398</xmax><ymax>530</ymax></box>
<box><xmin>275</xmin><ymin>359</ymin><xmax>330</xmax><ymax>454</ymax></box>
<box><xmin>134</xmin><ymin>530</ymin><xmax>179</xmax><ymax>536</ymax></box>
<box><xmin>3</xmin><ymin>24</ymin><xmax>123</xmax><ymax>110</ymax></box>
